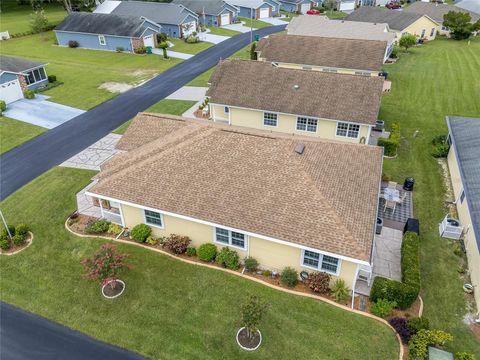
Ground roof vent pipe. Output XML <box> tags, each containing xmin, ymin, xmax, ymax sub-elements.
<box><xmin>294</xmin><ymin>143</ymin><xmax>305</xmax><ymax>155</ymax></box>
<box><xmin>293</xmin><ymin>84</ymin><xmax>299</xmax><ymax>90</ymax></box>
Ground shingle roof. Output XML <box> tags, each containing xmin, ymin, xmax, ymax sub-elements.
<box><xmin>90</xmin><ymin>113</ymin><xmax>383</xmax><ymax>262</ymax></box>
<box><xmin>55</xmin><ymin>12</ymin><xmax>148</xmax><ymax>37</ymax></box>
<box><xmin>345</xmin><ymin>7</ymin><xmax>438</xmax><ymax>31</ymax></box>
<box><xmin>171</xmin><ymin>0</ymin><xmax>233</xmax><ymax>16</ymax></box>
<box><xmin>455</xmin><ymin>0</ymin><xmax>480</xmax><ymax>15</ymax></box>
<box><xmin>0</xmin><ymin>55</ymin><xmax>46</xmax><ymax>74</ymax></box>
<box><xmin>206</xmin><ymin>59</ymin><xmax>384</xmax><ymax>125</ymax></box>
<box><xmin>286</xmin><ymin>15</ymin><xmax>395</xmax><ymax>44</ymax></box>
<box><xmin>110</xmin><ymin>1</ymin><xmax>197</xmax><ymax>25</ymax></box>
<box><xmin>227</xmin><ymin>0</ymin><xmax>269</xmax><ymax>9</ymax></box>
<box><xmin>256</xmin><ymin>34</ymin><xmax>387</xmax><ymax>71</ymax></box>
<box><xmin>404</xmin><ymin>2</ymin><xmax>479</xmax><ymax>23</ymax></box>
<box><xmin>447</xmin><ymin>116</ymin><xmax>480</xmax><ymax>253</ymax></box>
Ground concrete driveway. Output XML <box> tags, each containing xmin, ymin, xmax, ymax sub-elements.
<box><xmin>166</xmin><ymin>86</ymin><xmax>208</xmax><ymax>101</ymax></box>
<box><xmin>3</xmin><ymin>95</ymin><xmax>85</xmax><ymax>129</ymax></box>
<box><xmin>221</xmin><ymin>22</ymin><xmax>255</xmax><ymax>33</ymax></box>
<box><xmin>199</xmin><ymin>31</ymin><xmax>230</xmax><ymax>44</ymax></box>
<box><xmin>262</xmin><ymin>17</ymin><xmax>289</xmax><ymax>25</ymax></box>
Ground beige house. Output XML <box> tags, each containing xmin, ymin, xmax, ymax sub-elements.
<box><xmin>446</xmin><ymin>116</ymin><xmax>480</xmax><ymax>312</ymax></box>
<box><xmin>255</xmin><ymin>34</ymin><xmax>388</xmax><ymax>76</ymax></box>
<box><xmin>85</xmin><ymin>113</ymin><xmax>383</xmax><ymax>292</ymax></box>
<box><xmin>206</xmin><ymin>59</ymin><xmax>384</xmax><ymax>144</ymax></box>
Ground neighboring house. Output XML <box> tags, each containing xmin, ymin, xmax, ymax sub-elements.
<box><xmin>0</xmin><ymin>55</ymin><xmax>48</xmax><ymax>104</ymax></box>
<box><xmin>206</xmin><ymin>59</ymin><xmax>384</xmax><ymax>144</ymax></box>
<box><xmin>95</xmin><ymin>1</ymin><xmax>198</xmax><ymax>38</ymax></box>
<box><xmin>446</xmin><ymin>116</ymin><xmax>480</xmax><ymax>312</ymax></box>
<box><xmin>278</xmin><ymin>0</ymin><xmax>315</xmax><ymax>14</ymax></box>
<box><xmin>171</xmin><ymin>0</ymin><xmax>238</xmax><ymax>26</ymax></box>
<box><xmin>227</xmin><ymin>0</ymin><xmax>280</xmax><ymax>19</ymax></box>
<box><xmin>358</xmin><ymin>0</ymin><xmax>389</xmax><ymax>6</ymax></box>
<box><xmin>85</xmin><ymin>113</ymin><xmax>383</xmax><ymax>291</ymax></box>
<box><xmin>455</xmin><ymin>0</ymin><xmax>480</xmax><ymax>16</ymax></box>
<box><xmin>404</xmin><ymin>2</ymin><xmax>480</xmax><ymax>35</ymax></box>
<box><xmin>286</xmin><ymin>15</ymin><xmax>396</xmax><ymax>52</ymax></box>
<box><xmin>55</xmin><ymin>13</ymin><xmax>161</xmax><ymax>52</ymax></box>
<box><xmin>255</xmin><ymin>34</ymin><xmax>389</xmax><ymax>74</ymax></box>
<box><xmin>345</xmin><ymin>7</ymin><xmax>440</xmax><ymax>41</ymax></box>
<box><xmin>337</xmin><ymin>0</ymin><xmax>356</xmax><ymax>12</ymax></box>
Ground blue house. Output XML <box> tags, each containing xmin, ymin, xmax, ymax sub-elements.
<box><xmin>227</xmin><ymin>0</ymin><xmax>280</xmax><ymax>19</ymax></box>
<box><xmin>96</xmin><ymin>1</ymin><xmax>199</xmax><ymax>38</ymax></box>
<box><xmin>278</xmin><ymin>0</ymin><xmax>315</xmax><ymax>13</ymax></box>
<box><xmin>55</xmin><ymin>12</ymin><xmax>161</xmax><ymax>52</ymax></box>
<box><xmin>171</xmin><ymin>0</ymin><xmax>238</xmax><ymax>26</ymax></box>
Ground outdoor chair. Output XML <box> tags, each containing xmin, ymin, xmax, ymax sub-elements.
<box><xmin>384</xmin><ymin>200</ymin><xmax>396</xmax><ymax>214</ymax></box>
<box><xmin>397</xmin><ymin>192</ymin><xmax>407</xmax><ymax>205</ymax></box>
<box><xmin>387</xmin><ymin>181</ymin><xmax>397</xmax><ymax>189</ymax></box>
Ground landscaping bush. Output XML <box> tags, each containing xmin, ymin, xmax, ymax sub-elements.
<box><xmin>107</xmin><ymin>223</ymin><xmax>123</xmax><ymax>235</ymax></box>
<box><xmin>47</xmin><ymin>75</ymin><xmax>57</xmax><ymax>83</ymax></box>
<box><xmin>330</xmin><ymin>278</ymin><xmax>350</xmax><ymax>302</ymax></box>
<box><xmin>145</xmin><ymin>236</ymin><xmax>158</xmax><ymax>246</ymax></box>
<box><xmin>281</xmin><ymin>267</ymin><xmax>298</xmax><ymax>287</ymax></box>
<box><xmin>198</xmin><ymin>243</ymin><xmax>217</xmax><ymax>262</ymax></box>
<box><xmin>134</xmin><ymin>47</ymin><xmax>146</xmax><ymax>54</ymax></box>
<box><xmin>244</xmin><ymin>257</ymin><xmax>259</xmax><ymax>272</ymax></box>
<box><xmin>388</xmin><ymin>317</ymin><xmax>411</xmax><ymax>344</ymax></box>
<box><xmin>0</xmin><ymin>226</ymin><xmax>15</xmax><ymax>240</ymax></box>
<box><xmin>432</xmin><ymin>134</ymin><xmax>448</xmax><ymax>146</ymax></box>
<box><xmin>185</xmin><ymin>35</ymin><xmax>199</xmax><ymax>43</ymax></box>
<box><xmin>68</xmin><ymin>40</ymin><xmax>79</xmax><ymax>48</ymax></box>
<box><xmin>378</xmin><ymin>137</ymin><xmax>398</xmax><ymax>157</ymax></box>
<box><xmin>115</xmin><ymin>47</ymin><xmax>124</xmax><ymax>53</ymax></box>
<box><xmin>12</xmin><ymin>234</ymin><xmax>26</xmax><ymax>247</ymax></box>
<box><xmin>130</xmin><ymin>224</ymin><xmax>152</xmax><ymax>243</ymax></box>
<box><xmin>431</xmin><ymin>143</ymin><xmax>449</xmax><ymax>158</ymax></box>
<box><xmin>390</xmin><ymin>46</ymin><xmax>399</xmax><ymax>59</ymax></box>
<box><xmin>186</xmin><ymin>246</ymin><xmax>196</xmax><ymax>257</ymax></box>
<box><xmin>250</xmin><ymin>42</ymin><xmax>257</xmax><ymax>60</ymax></box>
<box><xmin>15</xmin><ymin>224</ymin><xmax>29</xmax><ymax>237</ymax></box>
<box><xmin>408</xmin><ymin>329</ymin><xmax>453</xmax><ymax>360</ymax></box>
<box><xmin>0</xmin><ymin>100</ymin><xmax>6</xmax><ymax>114</ymax></box>
<box><xmin>455</xmin><ymin>352</ymin><xmax>476</xmax><ymax>360</ymax></box>
<box><xmin>407</xmin><ymin>317</ymin><xmax>430</xmax><ymax>335</ymax></box>
<box><xmin>85</xmin><ymin>219</ymin><xmax>111</xmax><ymax>234</ymax></box>
<box><xmin>216</xmin><ymin>247</ymin><xmax>239</xmax><ymax>270</ymax></box>
<box><xmin>157</xmin><ymin>32</ymin><xmax>168</xmax><ymax>43</ymax></box>
<box><xmin>81</xmin><ymin>243</ymin><xmax>130</xmax><ymax>286</ymax></box>
<box><xmin>370</xmin><ymin>299</ymin><xmax>397</xmax><ymax>318</ymax></box>
<box><xmin>0</xmin><ymin>238</ymin><xmax>11</xmax><ymax>251</ymax></box>
<box><xmin>24</xmin><ymin>90</ymin><xmax>35</xmax><ymax>99</ymax></box>
<box><xmin>306</xmin><ymin>272</ymin><xmax>331</xmax><ymax>294</ymax></box>
<box><xmin>263</xmin><ymin>270</ymin><xmax>272</xmax><ymax>277</ymax></box>
<box><xmin>163</xmin><ymin>234</ymin><xmax>191</xmax><ymax>254</ymax></box>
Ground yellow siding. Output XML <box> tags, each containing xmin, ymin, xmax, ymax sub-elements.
<box><xmin>396</xmin><ymin>16</ymin><xmax>438</xmax><ymax>41</ymax></box>
<box><xmin>266</xmin><ymin>61</ymin><xmax>380</xmax><ymax>77</ymax></box>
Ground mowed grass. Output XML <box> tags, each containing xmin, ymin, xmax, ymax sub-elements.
<box><xmin>0</xmin><ymin>117</ymin><xmax>47</xmax><ymax>154</ymax></box>
<box><xmin>380</xmin><ymin>37</ymin><xmax>480</xmax><ymax>355</ymax></box>
<box><xmin>0</xmin><ymin>166</ymin><xmax>399</xmax><ymax>360</ymax></box>
<box><xmin>206</xmin><ymin>26</ymin><xmax>240</xmax><ymax>36</ymax></box>
<box><xmin>168</xmin><ymin>38</ymin><xmax>213</xmax><ymax>54</ymax></box>
<box><xmin>238</xmin><ymin>16</ymin><xmax>272</xmax><ymax>29</ymax></box>
<box><xmin>0</xmin><ymin>32</ymin><xmax>182</xmax><ymax>110</ymax></box>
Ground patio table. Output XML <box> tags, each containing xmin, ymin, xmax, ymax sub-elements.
<box><xmin>384</xmin><ymin>188</ymin><xmax>400</xmax><ymax>202</ymax></box>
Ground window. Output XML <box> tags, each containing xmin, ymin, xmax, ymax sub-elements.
<box><xmin>98</xmin><ymin>35</ymin><xmax>106</xmax><ymax>46</ymax></box>
<box><xmin>460</xmin><ymin>190</ymin><xmax>465</xmax><ymax>204</ymax></box>
<box><xmin>215</xmin><ymin>227</ymin><xmax>246</xmax><ymax>249</ymax></box>
<box><xmin>430</xmin><ymin>28</ymin><xmax>435</xmax><ymax>37</ymax></box>
<box><xmin>420</xmin><ymin>29</ymin><xmax>426</xmax><ymax>38</ymax></box>
<box><xmin>144</xmin><ymin>209</ymin><xmax>163</xmax><ymax>227</ymax></box>
<box><xmin>263</xmin><ymin>112</ymin><xmax>277</xmax><ymax>127</ymax></box>
<box><xmin>25</xmin><ymin>67</ymin><xmax>47</xmax><ymax>85</ymax></box>
<box><xmin>303</xmin><ymin>250</ymin><xmax>320</xmax><ymax>267</ymax></box>
<box><xmin>27</xmin><ymin>72</ymin><xmax>35</xmax><ymax>85</ymax></box>
<box><xmin>336</xmin><ymin>122</ymin><xmax>360</xmax><ymax>138</ymax></box>
<box><xmin>296</xmin><ymin>117</ymin><xmax>318</xmax><ymax>132</ymax></box>
<box><xmin>323</xmin><ymin>68</ymin><xmax>337</xmax><ymax>73</ymax></box>
<box><xmin>302</xmin><ymin>65</ymin><xmax>312</xmax><ymax>70</ymax></box>
<box><xmin>302</xmin><ymin>250</ymin><xmax>340</xmax><ymax>274</ymax></box>
<box><xmin>355</xmin><ymin>71</ymin><xmax>371</xmax><ymax>76</ymax></box>
<box><xmin>321</xmin><ymin>255</ymin><xmax>339</xmax><ymax>273</ymax></box>
<box><xmin>224</xmin><ymin>106</ymin><xmax>229</xmax><ymax>113</ymax></box>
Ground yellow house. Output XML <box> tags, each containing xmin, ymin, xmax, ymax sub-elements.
<box><xmin>446</xmin><ymin>116</ymin><xmax>480</xmax><ymax>313</ymax></box>
<box><xmin>85</xmin><ymin>113</ymin><xmax>384</xmax><ymax>294</ymax></box>
<box><xmin>206</xmin><ymin>59</ymin><xmax>384</xmax><ymax>145</ymax></box>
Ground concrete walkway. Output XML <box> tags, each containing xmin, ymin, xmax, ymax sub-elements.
<box><xmin>3</xmin><ymin>95</ymin><xmax>85</xmax><ymax>129</ymax></box>
<box><xmin>166</xmin><ymin>86</ymin><xmax>208</xmax><ymax>101</ymax></box>
<box><xmin>261</xmin><ymin>17</ymin><xmax>289</xmax><ymax>25</ymax></box>
<box><xmin>152</xmin><ymin>47</ymin><xmax>193</xmax><ymax>60</ymax></box>
<box><xmin>221</xmin><ymin>22</ymin><xmax>256</xmax><ymax>33</ymax></box>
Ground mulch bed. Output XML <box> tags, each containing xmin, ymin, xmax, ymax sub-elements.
<box><xmin>0</xmin><ymin>232</ymin><xmax>33</xmax><ymax>255</ymax></box>
<box><xmin>237</xmin><ymin>328</ymin><xmax>261</xmax><ymax>350</ymax></box>
<box><xmin>102</xmin><ymin>281</ymin><xmax>124</xmax><ymax>297</ymax></box>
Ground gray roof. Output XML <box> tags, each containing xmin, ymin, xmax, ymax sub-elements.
<box><xmin>455</xmin><ymin>0</ymin><xmax>480</xmax><ymax>15</ymax></box>
<box><xmin>171</xmin><ymin>0</ymin><xmax>235</xmax><ymax>16</ymax></box>
<box><xmin>227</xmin><ymin>0</ymin><xmax>270</xmax><ymax>9</ymax></box>
<box><xmin>404</xmin><ymin>2</ymin><xmax>479</xmax><ymax>23</ymax></box>
<box><xmin>447</xmin><ymin>116</ymin><xmax>480</xmax><ymax>252</ymax></box>
<box><xmin>0</xmin><ymin>55</ymin><xmax>46</xmax><ymax>74</ymax></box>
<box><xmin>345</xmin><ymin>7</ymin><xmax>438</xmax><ymax>31</ymax></box>
<box><xmin>111</xmin><ymin>1</ymin><xmax>197</xmax><ymax>25</ymax></box>
<box><xmin>55</xmin><ymin>12</ymin><xmax>149</xmax><ymax>37</ymax></box>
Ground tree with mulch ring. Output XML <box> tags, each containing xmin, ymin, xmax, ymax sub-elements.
<box><xmin>81</xmin><ymin>243</ymin><xmax>131</xmax><ymax>299</ymax></box>
<box><xmin>237</xmin><ymin>295</ymin><xmax>268</xmax><ymax>351</ymax></box>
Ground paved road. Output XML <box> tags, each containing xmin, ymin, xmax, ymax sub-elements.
<box><xmin>0</xmin><ymin>302</ymin><xmax>148</xmax><ymax>360</ymax></box>
<box><xmin>0</xmin><ymin>25</ymin><xmax>285</xmax><ymax>201</ymax></box>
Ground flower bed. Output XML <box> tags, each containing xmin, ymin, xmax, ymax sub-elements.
<box><xmin>0</xmin><ymin>231</ymin><xmax>33</xmax><ymax>255</ymax></box>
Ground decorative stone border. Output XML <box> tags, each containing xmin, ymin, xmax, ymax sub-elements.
<box><xmin>418</xmin><ymin>296</ymin><xmax>424</xmax><ymax>318</ymax></box>
<box><xmin>65</xmin><ymin>219</ymin><xmax>404</xmax><ymax>359</ymax></box>
<box><xmin>102</xmin><ymin>279</ymin><xmax>126</xmax><ymax>299</ymax></box>
<box><xmin>0</xmin><ymin>232</ymin><xmax>34</xmax><ymax>256</ymax></box>
<box><xmin>236</xmin><ymin>327</ymin><xmax>262</xmax><ymax>351</ymax></box>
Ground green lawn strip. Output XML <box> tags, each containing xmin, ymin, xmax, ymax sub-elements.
<box><xmin>168</xmin><ymin>38</ymin><xmax>213</xmax><ymax>55</ymax></box>
<box><xmin>380</xmin><ymin>37</ymin><xmax>480</xmax><ymax>356</ymax></box>
<box><xmin>0</xmin><ymin>166</ymin><xmax>399</xmax><ymax>360</ymax></box>
<box><xmin>113</xmin><ymin>99</ymin><xmax>197</xmax><ymax>134</ymax></box>
<box><xmin>0</xmin><ymin>32</ymin><xmax>182</xmax><ymax>110</ymax></box>
<box><xmin>326</xmin><ymin>11</ymin><xmax>347</xmax><ymax>20</ymax></box>
<box><xmin>238</xmin><ymin>17</ymin><xmax>272</xmax><ymax>29</ymax></box>
<box><xmin>0</xmin><ymin>117</ymin><xmax>47</xmax><ymax>154</ymax></box>
<box><xmin>0</xmin><ymin>2</ymin><xmax>67</xmax><ymax>35</ymax></box>
<box><xmin>205</xmin><ymin>26</ymin><xmax>240</xmax><ymax>36</ymax></box>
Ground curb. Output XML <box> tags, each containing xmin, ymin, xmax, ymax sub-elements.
<box><xmin>0</xmin><ymin>232</ymin><xmax>34</xmax><ymax>256</ymax></box>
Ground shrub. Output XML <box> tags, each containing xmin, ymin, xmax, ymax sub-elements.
<box><xmin>15</xmin><ymin>224</ymin><xmax>29</xmax><ymax>237</ymax></box>
<box><xmin>12</xmin><ymin>234</ymin><xmax>26</xmax><ymax>246</ymax></box>
<box><xmin>244</xmin><ymin>257</ymin><xmax>259</xmax><ymax>272</ymax></box>
<box><xmin>408</xmin><ymin>329</ymin><xmax>453</xmax><ymax>360</ymax></box>
<box><xmin>281</xmin><ymin>267</ymin><xmax>298</xmax><ymax>287</ymax></box>
<box><xmin>185</xmin><ymin>35</ymin><xmax>199</xmax><ymax>43</ymax></box>
<box><xmin>47</xmin><ymin>75</ymin><xmax>57</xmax><ymax>82</ymax></box>
<box><xmin>0</xmin><ymin>100</ymin><xmax>6</xmax><ymax>113</ymax></box>
<box><xmin>250</xmin><ymin>41</ymin><xmax>257</xmax><ymax>60</ymax></box>
<box><xmin>186</xmin><ymin>246</ymin><xmax>196</xmax><ymax>257</ymax></box>
<box><xmin>130</xmin><ymin>224</ymin><xmax>152</xmax><ymax>243</ymax></box>
<box><xmin>81</xmin><ymin>244</ymin><xmax>130</xmax><ymax>286</ymax></box>
<box><xmin>330</xmin><ymin>278</ymin><xmax>350</xmax><ymax>302</ymax></box>
<box><xmin>163</xmin><ymin>234</ymin><xmax>191</xmax><ymax>254</ymax></box>
<box><xmin>306</xmin><ymin>272</ymin><xmax>331</xmax><ymax>294</ymax></box>
<box><xmin>407</xmin><ymin>317</ymin><xmax>429</xmax><ymax>335</ymax></box>
<box><xmin>197</xmin><ymin>243</ymin><xmax>217</xmax><ymax>261</ymax></box>
<box><xmin>0</xmin><ymin>226</ymin><xmax>15</xmax><ymax>240</ymax></box>
<box><xmin>134</xmin><ymin>47</ymin><xmax>146</xmax><ymax>54</ymax></box>
<box><xmin>390</xmin><ymin>46</ymin><xmax>399</xmax><ymax>59</ymax></box>
<box><xmin>399</xmin><ymin>34</ymin><xmax>416</xmax><ymax>51</ymax></box>
<box><xmin>241</xmin><ymin>295</ymin><xmax>268</xmax><ymax>339</ymax></box>
<box><xmin>455</xmin><ymin>352</ymin><xmax>476</xmax><ymax>360</ymax></box>
<box><xmin>432</xmin><ymin>134</ymin><xmax>448</xmax><ymax>145</ymax></box>
<box><xmin>388</xmin><ymin>317</ymin><xmax>411</xmax><ymax>344</ymax></box>
<box><xmin>157</xmin><ymin>41</ymin><xmax>168</xmax><ymax>49</ymax></box>
<box><xmin>115</xmin><ymin>47</ymin><xmax>124</xmax><ymax>53</ymax></box>
<box><xmin>107</xmin><ymin>223</ymin><xmax>123</xmax><ymax>235</ymax></box>
<box><xmin>378</xmin><ymin>137</ymin><xmax>398</xmax><ymax>157</ymax></box>
<box><xmin>263</xmin><ymin>270</ymin><xmax>272</xmax><ymax>277</ymax></box>
<box><xmin>68</xmin><ymin>40</ymin><xmax>79</xmax><ymax>48</ymax></box>
<box><xmin>431</xmin><ymin>144</ymin><xmax>449</xmax><ymax>158</ymax></box>
<box><xmin>370</xmin><ymin>299</ymin><xmax>397</xmax><ymax>318</ymax></box>
<box><xmin>0</xmin><ymin>238</ymin><xmax>11</xmax><ymax>251</ymax></box>
<box><xmin>85</xmin><ymin>219</ymin><xmax>111</xmax><ymax>234</ymax></box>
<box><xmin>382</xmin><ymin>173</ymin><xmax>392</xmax><ymax>182</ymax></box>
<box><xmin>157</xmin><ymin>32</ymin><xmax>168</xmax><ymax>43</ymax></box>
<box><xmin>145</xmin><ymin>236</ymin><xmax>158</xmax><ymax>246</ymax></box>
<box><xmin>24</xmin><ymin>90</ymin><xmax>35</xmax><ymax>99</ymax></box>
<box><xmin>216</xmin><ymin>247</ymin><xmax>239</xmax><ymax>270</ymax></box>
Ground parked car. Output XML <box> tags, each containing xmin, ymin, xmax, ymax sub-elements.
<box><xmin>306</xmin><ymin>9</ymin><xmax>321</xmax><ymax>15</ymax></box>
<box><xmin>385</xmin><ymin>3</ymin><xmax>401</xmax><ymax>9</ymax></box>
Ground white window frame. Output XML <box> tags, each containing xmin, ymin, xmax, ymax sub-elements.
<box><xmin>98</xmin><ymin>35</ymin><xmax>106</xmax><ymax>46</ymax></box>
<box><xmin>214</xmin><ymin>227</ymin><xmax>247</xmax><ymax>250</ymax></box>
<box><xmin>296</xmin><ymin>117</ymin><xmax>318</xmax><ymax>133</ymax></box>
<box><xmin>143</xmin><ymin>209</ymin><xmax>164</xmax><ymax>229</ymax></box>
<box><xmin>336</xmin><ymin>122</ymin><xmax>360</xmax><ymax>139</ymax></box>
<box><xmin>301</xmin><ymin>249</ymin><xmax>341</xmax><ymax>276</ymax></box>
<box><xmin>263</xmin><ymin>112</ymin><xmax>278</xmax><ymax>127</ymax></box>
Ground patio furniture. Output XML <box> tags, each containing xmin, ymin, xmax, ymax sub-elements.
<box><xmin>383</xmin><ymin>187</ymin><xmax>400</xmax><ymax>202</ymax></box>
<box><xmin>397</xmin><ymin>192</ymin><xmax>407</xmax><ymax>205</ymax></box>
<box><xmin>387</xmin><ymin>181</ymin><xmax>397</xmax><ymax>189</ymax></box>
<box><xmin>384</xmin><ymin>200</ymin><xmax>397</xmax><ymax>214</ymax></box>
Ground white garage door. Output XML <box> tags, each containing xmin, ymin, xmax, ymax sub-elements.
<box><xmin>182</xmin><ymin>21</ymin><xmax>196</xmax><ymax>37</ymax></box>
<box><xmin>143</xmin><ymin>34</ymin><xmax>155</xmax><ymax>48</ymax></box>
<box><xmin>300</xmin><ymin>3</ymin><xmax>310</xmax><ymax>14</ymax></box>
<box><xmin>220</xmin><ymin>13</ymin><xmax>231</xmax><ymax>25</ymax></box>
<box><xmin>259</xmin><ymin>7</ymin><xmax>270</xmax><ymax>18</ymax></box>
<box><xmin>339</xmin><ymin>1</ymin><xmax>355</xmax><ymax>11</ymax></box>
<box><xmin>0</xmin><ymin>79</ymin><xmax>24</xmax><ymax>104</ymax></box>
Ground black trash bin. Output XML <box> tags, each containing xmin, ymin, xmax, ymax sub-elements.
<box><xmin>403</xmin><ymin>177</ymin><xmax>415</xmax><ymax>191</ymax></box>
<box><xmin>403</xmin><ymin>218</ymin><xmax>420</xmax><ymax>235</ymax></box>
<box><xmin>376</xmin><ymin>217</ymin><xmax>383</xmax><ymax>235</ymax></box>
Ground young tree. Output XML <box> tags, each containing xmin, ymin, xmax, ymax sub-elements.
<box><xmin>250</xmin><ymin>41</ymin><xmax>257</xmax><ymax>60</ymax></box>
<box><xmin>158</xmin><ymin>41</ymin><xmax>169</xmax><ymax>59</ymax></box>
<box><xmin>323</xmin><ymin>0</ymin><xmax>336</xmax><ymax>15</ymax></box>
<box><xmin>399</xmin><ymin>34</ymin><xmax>416</xmax><ymax>52</ymax></box>
<box><xmin>30</xmin><ymin>9</ymin><xmax>49</xmax><ymax>37</ymax></box>
<box><xmin>241</xmin><ymin>295</ymin><xmax>268</xmax><ymax>339</ymax></box>
<box><xmin>443</xmin><ymin>11</ymin><xmax>475</xmax><ymax>40</ymax></box>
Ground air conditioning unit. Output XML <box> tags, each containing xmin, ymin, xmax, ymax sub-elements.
<box><xmin>438</xmin><ymin>214</ymin><xmax>464</xmax><ymax>240</ymax></box>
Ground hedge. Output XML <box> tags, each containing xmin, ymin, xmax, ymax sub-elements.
<box><xmin>370</xmin><ymin>232</ymin><xmax>420</xmax><ymax>309</ymax></box>
<box><xmin>378</xmin><ymin>122</ymin><xmax>400</xmax><ymax>157</ymax></box>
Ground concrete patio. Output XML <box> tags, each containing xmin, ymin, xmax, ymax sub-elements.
<box><xmin>378</xmin><ymin>182</ymin><xmax>413</xmax><ymax>230</ymax></box>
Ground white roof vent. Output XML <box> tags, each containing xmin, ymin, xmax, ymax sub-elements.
<box><xmin>293</xmin><ymin>84</ymin><xmax>300</xmax><ymax>90</ymax></box>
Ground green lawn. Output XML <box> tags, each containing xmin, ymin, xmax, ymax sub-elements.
<box><xmin>0</xmin><ymin>166</ymin><xmax>399</xmax><ymax>360</ymax></box>
<box><xmin>206</xmin><ymin>26</ymin><xmax>240</xmax><ymax>36</ymax></box>
<box><xmin>326</xmin><ymin>11</ymin><xmax>347</xmax><ymax>20</ymax></box>
<box><xmin>238</xmin><ymin>17</ymin><xmax>272</xmax><ymax>29</ymax></box>
<box><xmin>168</xmin><ymin>38</ymin><xmax>213</xmax><ymax>55</ymax></box>
<box><xmin>380</xmin><ymin>37</ymin><xmax>480</xmax><ymax>356</ymax></box>
<box><xmin>0</xmin><ymin>32</ymin><xmax>182</xmax><ymax>110</ymax></box>
<box><xmin>0</xmin><ymin>117</ymin><xmax>47</xmax><ymax>154</ymax></box>
<box><xmin>113</xmin><ymin>99</ymin><xmax>197</xmax><ymax>135</ymax></box>
<box><xmin>0</xmin><ymin>2</ymin><xmax>67</xmax><ymax>35</ymax></box>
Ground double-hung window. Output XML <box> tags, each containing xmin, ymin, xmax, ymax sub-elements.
<box><xmin>302</xmin><ymin>250</ymin><xmax>340</xmax><ymax>275</ymax></box>
<box><xmin>460</xmin><ymin>190</ymin><xmax>465</xmax><ymax>204</ymax></box>
<box><xmin>224</xmin><ymin>106</ymin><xmax>229</xmax><ymax>114</ymax></box>
<box><xmin>263</xmin><ymin>112</ymin><xmax>278</xmax><ymax>127</ymax></box>
<box><xmin>215</xmin><ymin>227</ymin><xmax>246</xmax><ymax>249</ymax></box>
<box><xmin>336</xmin><ymin>122</ymin><xmax>360</xmax><ymax>138</ymax></box>
<box><xmin>144</xmin><ymin>209</ymin><xmax>163</xmax><ymax>227</ymax></box>
<box><xmin>430</xmin><ymin>28</ymin><xmax>435</xmax><ymax>37</ymax></box>
<box><xmin>98</xmin><ymin>35</ymin><xmax>106</xmax><ymax>46</ymax></box>
<box><xmin>296</xmin><ymin>117</ymin><xmax>317</xmax><ymax>132</ymax></box>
